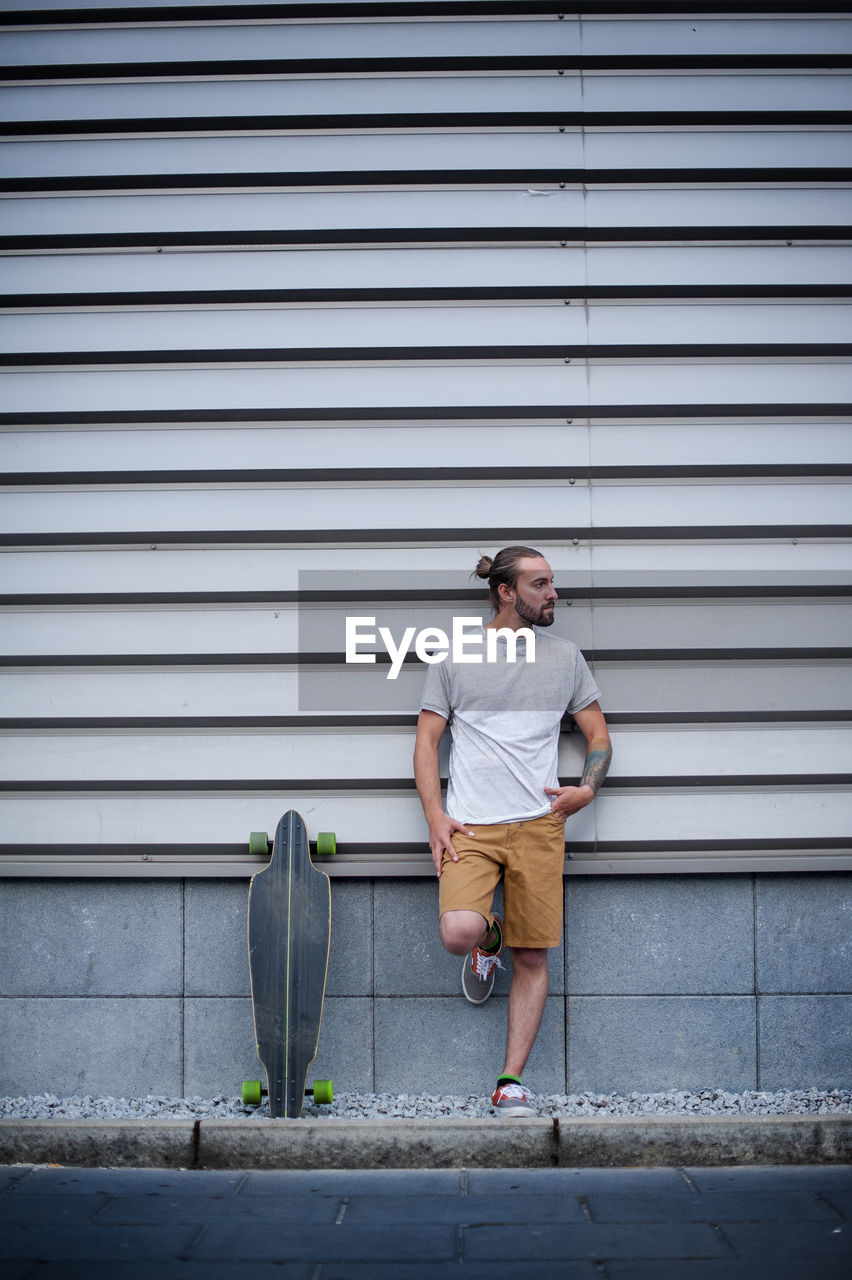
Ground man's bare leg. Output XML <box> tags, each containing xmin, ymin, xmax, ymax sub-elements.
<box><xmin>501</xmin><ymin>947</ymin><xmax>548</xmax><ymax>1078</ymax></box>
<box><xmin>439</xmin><ymin>909</ymin><xmax>492</xmax><ymax>956</ymax></box>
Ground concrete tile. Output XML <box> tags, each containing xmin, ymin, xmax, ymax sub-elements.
<box><xmin>0</xmin><ymin>1194</ymin><xmax>111</xmax><ymax>1225</ymax></box>
<box><xmin>374</xmin><ymin>995</ymin><xmax>565</xmax><ymax>1095</ymax></box>
<box><xmin>344</xmin><ymin>1192</ymin><xmax>587</xmax><ymax>1224</ymax></box>
<box><xmin>10</xmin><ymin>1167</ymin><xmax>240</xmax><ymax>1196</ymax></box>
<box><xmin>758</xmin><ymin>995</ymin><xmax>852</xmax><ymax>1090</ymax></box>
<box><xmin>95</xmin><ymin>1192</ymin><xmax>340</xmax><ymax>1225</ymax></box>
<box><xmin>567</xmin><ymin>996</ymin><xmax>757</xmax><ymax>1094</ymax></box>
<box><xmin>462</xmin><ymin>1221</ymin><xmax>727</xmax><ymax>1260</ymax></box>
<box><xmin>583</xmin><ymin>1190</ymin><xmax>837</xmax><ymax>1223</ymax></box>
<box><xmin>467</xmin><ymin>1167</ymin><xmax>694</xmax><ymax>1196</ymax></box>
<box><xmin>17</xmin><ymin>1267</ymin><xmax>314</xmax><ymax>1280</ymax></box>
<box><xmin>565</xmin><ymin>875</ymin><xmax>754</xmax><ymax>995</ymax></box>
<box><xmin>184</xmin><ymin>995</ymin><xmax>374</xmax><ymax>1099</ymax></box>
<box><xmin>0</xmin><ymin>880</ymin><xmax>183</xmax><ymax>997</ymax></box>
<box><xmin>0</xmin><ymin>998</ymin><xmax>183</xmax><ymax>1097</ymax></box>
<box><xmin>608</xmin><ymin>1264</ymin><xmax>852</xmax><ymax>1280</ymax></box>
<box><xmin>326</xmin><ymin>880</ymin><xmax>373</xmax><ymax>997</ymax></box>
<box><xmin>240</xmin><ymin>1169</ymin><xmax>463</xmax><ymax>1197</ymax></box>
<box><xmin>186</xmin><ymin>879</ymin><xmax>371</xmax><ymax>998</ymax></box>
<box><xmin>311</xmin><ymin>996</ymin><xmax>374</xmax><ymax>1093</ymax></box>
<box><xmin>193</xmin><ymin>1222</ymin><xmax>458</xmax><ymax>1262</ymax></box>
<box><xmin>184</xmin><ymin>997</ymin><xmax>257</xmax><ymax>1100</ymax></box>
<box><xmin>374</xmin><ymin>878</ymin><xmax>564</xmax><ymax>997</ymax></box>
<box><xmin>0</xmin><ymin>1222</ymin><xmax>201</xmax><ymax>1263</ymax></box>
<box><xmin>185</xmin><ymin>881</ymin><xmax>249</xmax><ymax>997</ymax></box>
<box><xmin>756</xmin><ymin>874</ymin><xmax>852</xmax><ymax>993</ymax></box>
<box><xmin>320</xmin><ymin>1268</ymin><xmax>599</xmax><ymax>1280</ymax></box>
<box><xmin>720</xmin><ymin>1219</ymin><xmax>852</xmax><ymax>1259</ymax></box>
<box><xmin>822</xmin><ymin>1191</ymin><xmax>852</xmax><ymax>1220</ymax></box>
<box><xmin>687</xmin><ymin>1167</ymin><xmax>852</xmax><ymax>1192</ymax></box>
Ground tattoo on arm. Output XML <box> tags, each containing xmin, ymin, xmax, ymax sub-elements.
<box><xmin>581</xmin><ymin>738</ymin><xmax>612</xmax><ymax>796</ymax></box>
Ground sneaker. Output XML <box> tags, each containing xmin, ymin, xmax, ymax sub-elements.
<box><xmin>461</xmin><ymin>916</ymin><xmax>504</xmax><ymax>1005</ymax></box>
<box><xmin>491</xmin><ymin>1081</ymin><xmax>536</xmax><ymax>1117</ymax></box>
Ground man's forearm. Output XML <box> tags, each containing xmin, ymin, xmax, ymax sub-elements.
<box><xmin>413</xmin><ymin>740</ymin><xmax>444</xmax><ymax>822</ymax></box>
<box><xmin>581</xmin><ymin>736</ymin><xmax>612</xmax><ymax>796</ymax></box>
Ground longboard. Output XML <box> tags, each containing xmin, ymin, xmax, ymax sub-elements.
<box><xmin>243</xmin><ymin>810</ymin><xmax>335</xmax><ymax>1118</ymax></box>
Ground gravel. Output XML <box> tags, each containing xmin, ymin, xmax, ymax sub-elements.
<box><xmin>2</xmin><ymin>1089</ymin><xmax>850</xmax><ymax>1122</ymax></box>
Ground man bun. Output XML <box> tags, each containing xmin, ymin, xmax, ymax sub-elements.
<box><xmin>471</xmin><ymin>545</ymin><xmax>544</xmax><ymax>610</ymax></box>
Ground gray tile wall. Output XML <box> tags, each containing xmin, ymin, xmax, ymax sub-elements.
<box><xmin>1</xmin><ymin>874</ymin><xmax>849</xmax><ymax>1098</ymax></box>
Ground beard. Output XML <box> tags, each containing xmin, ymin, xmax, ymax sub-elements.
<box><xmin>513</xmin><ymin>591</ymin><xmax>556</xmax><ymax>628</ymax></box>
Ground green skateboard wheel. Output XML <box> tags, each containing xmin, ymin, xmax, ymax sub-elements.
<box><xmin>248</xmin><ymin>831</ymin><xmax>269</xmax><ymax>857</ymax></box>
<box><xmin>312</xmin><ymin>1079</ymin><xmax>333</xmax><ymax>1105</ymax></box>
<box><xmin>316</xmin><ymin>831</ymin><xmax>336</xmax><ymax>856</ymax></box>
<box><xmin>242</xmin><ymin>1079</ymin><xmax>263</xmax><ymax>1106</ymax></box>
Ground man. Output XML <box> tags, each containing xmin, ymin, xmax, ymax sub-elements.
<box><xmin>413</xmin><ymin>546</ymin><xmax>611</xmax><ymax>1116</ymax></box>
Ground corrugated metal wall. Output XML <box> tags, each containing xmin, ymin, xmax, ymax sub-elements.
<box><xmin>1</xmin><ymin>1</ymin><xmax>850</xmax><ymax>878</ymax></box>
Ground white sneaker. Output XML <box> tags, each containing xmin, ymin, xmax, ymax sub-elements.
<box><xmin>490</xmin><ymin>1081</ymin><xmax>536</xmax><ymax>1117</ymax></box>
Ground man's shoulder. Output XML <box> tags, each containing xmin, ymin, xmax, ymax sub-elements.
<box><xmin>532</xmin><ymin>628</ymin><xmax>582</xmax><ymax>657</ymax></box>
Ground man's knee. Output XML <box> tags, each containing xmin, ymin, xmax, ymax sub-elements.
<box><xmin>440</xmin><ymin>909</ymin><xmax>489</xmax><ymax>956</ymax></box>
<box><xmin>509</xmin><ymin>946</ymin><xmax>548</xmax><ymax>973</ymax></box>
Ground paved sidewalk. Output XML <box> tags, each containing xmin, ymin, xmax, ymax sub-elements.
<box><xmin>2</xmin><ymin>1163</ymin><xmax>851</xmax><ymax>1278</ymax></box>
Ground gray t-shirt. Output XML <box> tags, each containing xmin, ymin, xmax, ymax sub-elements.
<box><xmin>419</xmin><ymin>627</ymin><xmax>601</xmax><ymax>825</ymax></box>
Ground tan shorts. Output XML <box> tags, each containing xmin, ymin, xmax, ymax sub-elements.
<box><xmin>438</xmin><ymin>811</ymin><xmax>567</xmax><ymax>949</ymax></box>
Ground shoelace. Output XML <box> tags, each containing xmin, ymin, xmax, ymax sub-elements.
<box><xmin>496</xmin><ymin>1083</ymin><xmax>528</xmax><ymax>1101</ymax></box>
<box><xmin>473</xmin><ymin>949</ymin><xmax>504</xmax><ymax>979</ymax></box>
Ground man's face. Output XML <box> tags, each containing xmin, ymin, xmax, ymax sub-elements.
<box><xmin>508</xmin><ymin>557</ymin><xmax>558</xmax><ymax>627</ymax></box>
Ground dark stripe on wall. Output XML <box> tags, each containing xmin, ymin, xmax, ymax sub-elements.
<box><xmin>5</xmin><ymin>56</ymin><xmax>852</xmax><ymax>82</ymax></box>
<box><xmin>1</xmin><ymin>526</ymin><xmax>849</xmax><ymax>549</ymax></box>
<box><xmin>1</xmin><ymin>711</ymin><xmax>849</xmax><ymax>731</ymax></box>
<box><xmin>3</xmin><ymin>226</ymin><xmax>850</xmax><ymax>252</ymax></box>
<box><xmin>3</xmin><ymin>167</ymin><xmax>849</xmax><ymax>195</ymax></box>
<box><xmin>4</xmin><ymin>343</ymin><xmax>851</xmax><ymax>367</ymax></box>
<box><xmin>1</xmin><ymin>774</ymin><xmax>849</xmax><ymax>792</ymax></box>
<box><xmin>1</xmin><ymin>648</ymin><xmax>850</xmax><ymax>668</ymax></box>
<box><xmin>3</xmin><ymin>112</ymin><xmax>852</xmax><ymax>137</ymax></box>
<box><xmin>3</xmin><ymin>286</ymin><xmax>852</xmax><ymax>309</ymax></box>
<box><xmin>7</xmin><ymin>2</ymin><xmax>852</xmax><ymax>25</ymax></box>
<box><xmin>2</xmin><ymin>404</ymin><xmax>850</xmax><ymax>427</ymax></box>
<box><xmin>6</xmin><ymin>2</ymin><xmax>852</xmax><ymax>24</ymax></box>
<box><xmin>5</xmin><ymin>465</ymin><xmax>850</xmax><ymax>487</ymax></box>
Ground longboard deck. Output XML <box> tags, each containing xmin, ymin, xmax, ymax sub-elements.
<box><xmin>247</xmin><ymin>810</ymin><xmax>332</xmax><ymax>1118</ymax></box>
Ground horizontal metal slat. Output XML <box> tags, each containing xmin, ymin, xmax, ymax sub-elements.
<box><xmin>2</xmin><ymin>361</ymin><xmax>850</xmax><ymax>419</ymax></box>
<box><xmin>2</xmin><ymin>660</ymin><xmax>847</xmax><ymax>717</ymax></box>
<box><xmin>0</xmin><ymin>789</ymin><xmax>845</xmax><ymax>846</ymax></box>
<box><xmin>1</xmin><ymin>599</ymin><xmax>849</xmax><ymax>658</ymax></box>
<box><xmin>3</xmin><ymin>74</ymin><xmax>851</xmax><ymax>132</ymax></box>
<box><xmin>1</xmin><ymin>726</ymin><xmax>847</xmax><ymax>783</ymax></box>
<box><xmin>3</xmin><ymin>302</ymin><xmax>849</xmax><ymax>359</ymax></box>
<box><xmin>4</xmin><ymin>245</ymin><xmax>849</xmax><ymax>299</ymax></box>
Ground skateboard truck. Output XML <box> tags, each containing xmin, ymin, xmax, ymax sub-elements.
<box><xmin>242</xmin><ymin>1079</ymin><xmax>333</xmax><ymax>1107</ymax></box>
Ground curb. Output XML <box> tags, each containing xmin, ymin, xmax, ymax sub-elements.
<box><xmin>1</xmin><ymin>1114</ymin><xmax>850</xmax><ymax>1170</ymax></box>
